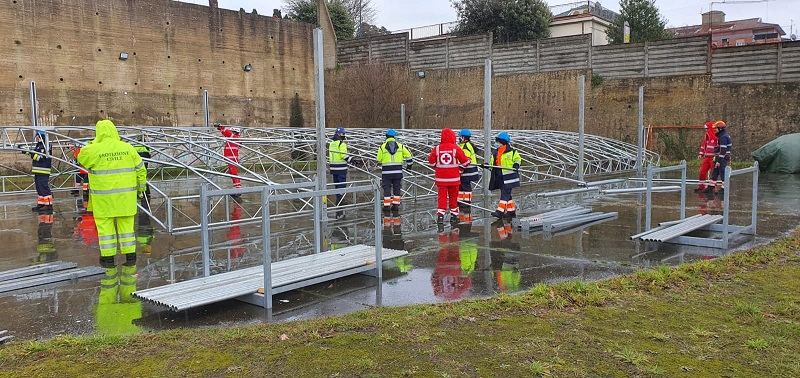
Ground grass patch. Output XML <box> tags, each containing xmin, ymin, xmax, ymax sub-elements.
<box><xmin>1</xmin><ymin>230</ymin><xmax>799</xmax><ymax>377</ymax></box>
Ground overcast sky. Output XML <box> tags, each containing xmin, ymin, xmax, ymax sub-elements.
<box><xmin>179</xmin><ymin>0</ymin><xmax>799</xmax><ymax>37</ymax></box>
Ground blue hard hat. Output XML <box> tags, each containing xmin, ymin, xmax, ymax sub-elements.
<box><xmin>386</xmin><ymin>129</ymin><xmax>397</xmax><ymax>137</ymax></box>
<box><xmin>496</xmin><ymin>132</ymin><xmax>510</xmax><ymax>143</ymax></box>
<box><xmin>459</xmin><ymin>129</ymin><xmax>471</xmax><ymax>137</ymax></box>
<box><xmin>35</xmin><ymin>130</ymin><xmax>46</xmax><ymax>138</ymax></box>
<box><xmin>335</xmin><ymin>127</ymin><xmax>345</xmax><ymax>134</ymax></box>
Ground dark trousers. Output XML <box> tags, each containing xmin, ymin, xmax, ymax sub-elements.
<box><xmin>332</xmin><ymin>173</ymin><xmax>347</xmax><ymax>203</ymax></box>
<box><xmin>710</xmin><ymin>159</ymin><xmax>729</xmax><ymax>188</ymax></box>
<box><xmin>381</xmin><ymin>177</ymin><xmax>403</xmax><ymax>207</ymax></box>
<box><xmin>500</xmin><ymin>187</ymin><xmax>513</xmax><ymax>201</ymax></box>
<box><xmin>459</xmin><ymin>179</ymin><xmax>473</xmax><ymax>193</ymax></box>
<box><xmin>35</xmin><ymin>174</ymin><xmax>52</xmax><ymax>197</ymax></box>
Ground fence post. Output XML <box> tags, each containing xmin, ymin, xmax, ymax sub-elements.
<box><xmin>643</xmin><ymin>41</ymin><xmax>649</xmax><ymax>78</ymax></box>
<box><xmin>777</xmin><ymin>42</ymin><xmax>783</xmax><ymax>83</ymax></box>
<box><xmin>706</xmin><ymin>35</ymin><xmax>713</xmax><ymax>75</ymax></box>
<box><xmin>445</xmin><ymin>35</ymin><xmax>450</xmax><ymax>69</ymax></box>
<box><xmin>536</xmin><ymin>39</ymin><xmax>541</xmax><ymax>73</ymax></box>
<box><xmin>368</xmin><ymin>39</ymin><xmax>373</xmax><ymax>65</ymax></box>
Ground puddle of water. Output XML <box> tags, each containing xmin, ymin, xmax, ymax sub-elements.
<box><xmin>0</xmin><ymin>173</ymin><xmax>798</xmax><ymax>341</ymax></box>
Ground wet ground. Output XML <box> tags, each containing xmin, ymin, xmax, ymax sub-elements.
<box><xmin>1</xmin><ymin>172</ymin><xmax>798</xmax><ymax>341</ymax></box>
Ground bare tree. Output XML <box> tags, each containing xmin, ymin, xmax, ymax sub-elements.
<box><xmin>283</xmin><ymin>0</ymin><xmax>376</xmax><ymax>25</ymax></box>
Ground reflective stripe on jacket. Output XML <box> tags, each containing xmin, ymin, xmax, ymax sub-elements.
<box><xmin>699</xmin><ymin>131</ymin><xmax>718</xmax><ymax>158</ymax></box>
<box><xmin>428</xmin><ymin>129</ymin><xmax>470</xmax><ymax>186</ymax></box>
<box><xmin>219</xmin><ymin>127</ymin><xmax>240</xmax><ymax>159</ymax></box>
<box><xmin>28</xmin><ymin>141</ymin><xmax>52</xmax><ymax>175</ymax></box>
<box><xmin>715</xmin><ymin>129</ymin><xmax>732</xmax><ymax>162</ymax></box>
<box><xmin>328</xmin><ymin>139</ymin><xmax>350</xmax><ymax>175</ymax></box>
<box><xmin>491</xmin><ymin>145</ymin><xmax>522</xmax><ymax>189</ymax></box>
<box><xmin>377</xmin><ymin>137</ymin><xmax>412</xmax><ymax>176</ymax></box>
<box><xmin>78</xmin><ymin>120</ymin><xmax>147</xmax><ymax>218</ymax></box>
<box><xmin>459</xmin><ymin>141</ymin><xmax>480</xmax><ymax>179</ymax></box>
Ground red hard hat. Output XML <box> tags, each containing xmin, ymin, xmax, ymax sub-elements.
<box><xmin>713</xmin><ymin>120</ymin><xmax>726</xmax><ymax>128</ymax></box>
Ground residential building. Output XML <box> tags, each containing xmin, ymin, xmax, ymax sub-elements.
<box><xmin>550</xmin><ymin>1</ymin><xmax>619</xmax><ymax>46</ymax></box>
<box><xmin>669</xmin><ymin>11</ymin><xmax>786</xmax><ymax>48</ymax></box>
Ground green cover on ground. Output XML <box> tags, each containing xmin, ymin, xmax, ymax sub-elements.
<box><xmin>751</xmin><ymin>133</ymin><xmax>800</xmax><ymax>173</ymax></box>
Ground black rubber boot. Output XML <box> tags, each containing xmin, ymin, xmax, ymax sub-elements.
<box><xmin>31</xmin><ymin>205</ymin><xmax>44</xmax><ymax>212</ymax></box>
<box><xmin>490</xmin><ymin>210</ymin><xmax>504</xmax><ymax>219</ymax></box>
<box><xmin>436</xmin><ymin>214</ymin><xmax>444</xmax><ymax>224</ymax></box>
<box><xmin>391</xmin><ymin>204</ymin><xmax>400</xmax><ymax>216</ymax></box>
<box><xmin>125</xmin><ymin>253</ymin><xmax>137</xmax><ymax>262</ymax></box>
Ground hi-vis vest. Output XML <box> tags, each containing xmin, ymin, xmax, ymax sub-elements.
<box><xmin>377</xmin><ymin>137</ymin><xmax>411</xmax><ymax>177</ymax></box>
<box><xmin>328</xmin><ymin>139</ymin><xmax>350</xmax><ymax>175</ymax></box>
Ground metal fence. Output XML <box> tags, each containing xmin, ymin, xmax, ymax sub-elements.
<box><xmin>338</xmin><ymin>31</ymin><xmax>800</xmax><ymax>84</ymax></box>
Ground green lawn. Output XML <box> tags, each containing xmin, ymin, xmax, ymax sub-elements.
<box><xmin>1</xmin><ymin>231</ymin><xmax>799</xmax><ymax>377</ymax></box>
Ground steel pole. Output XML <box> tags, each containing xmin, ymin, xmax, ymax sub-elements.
<box><xmin>203</xmin><ymin>90</ymin><xmax>210</xmax><ymax>129</ymax></box>
<box><xmin>578</xmin><ymin>75</ymin><xmax>585</xmax><ymax>182</ymax></box>
<box><xmin>200</xmin><ymin>184</ymin><xmax>211</xmax><ymax>277</ymax></box>
<box><xmin>637</xmin><ymin>86</ymin><xmax>644</xmax><ymax>176</ymax></box>
<box><xmin>29</xmin><ymin>81</ymin><xmax>38</xmax><ymax>127</ymax></box>
<box><xmin>400</xmin><ymin>104</ymin><xmax>406</xmax><ymax>129</ymax></box>
<box><xmin>314</xmin><ymin>29</ymin><xmax>328</xmax><ymax>224</ymax></box>
<box><xmin>483</xmin><ymin>59</ymin><xmax>493</xmax><ymax>204</ymax></box>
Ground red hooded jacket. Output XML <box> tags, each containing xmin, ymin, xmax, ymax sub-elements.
<box><xmin>219</xmin><ymin>126</ymin><xmax>241</xmax><ymax>160</ymax></box>
<box><xmin>699</xmin><ymin>122</ymin><xmax>718</xmax><ymax>159</ymax></box>
<box><xmin>428</xmin><ymin>128</ymin><xmax>471</xmax><ymax>186</ymax></box>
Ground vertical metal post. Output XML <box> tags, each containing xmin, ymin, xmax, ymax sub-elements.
<box><xmin>314</xmin><ymin>29</ymin><xmax>328</xmax><ymax>225</ymax></box>
<box><xmin>29</xmin><ymin>81</ymin><xmax>38</xmax><ymax>127</ymax></box>
<box><xmin>373</xmin><ymin>180</ymin><xmax>383</xmax><ymax>284</ymax></box>
<box><xmin>314</xmin><ymin>177</ymin><xmax>322</xmax><ymax>254</ymax></box>
<box><xmin>203</xmin><ymin>90</ymin><xmax>210</xmax><ymax>129</ymax></box>
<box><xmin>645</xmin><ymin>166</ymin><xmax>653</xmax><ymax>231</ymax></box>
<box><xmin>680</xmin><ymin>160</ymin><xmax>686</xmax><ymax>220</ymax></box>
<box><xmin>578</xmin><ymin>75</ymin><xmax>585</xmax><ymax>182</ymax></box>
<box><xmin>637</xmin><ymin>86</ymin><xmax>644</xmax><ymax>176</ymax></box>
<box><xmin>722</xmin><ymin>166</ymin><xmax>731</xmax><ymax>249</ymax></box>
<box><xmin>199</xmin><ymin>184</ymin><xmax>211</xmax><ymax>277</ymax></box>
<box><xmin>751</xmin><ymin>162</ymin><xmax>759</xmax><ymax>235</ymax></box>
<box><xmin>262</xmin><ymin>189</ymin><xmax>273</xmax><ymax>310</ymax></box>
<box><xmin>483</xmin><ymin>59</ymin><xmax>493</xmax><ymax>203</ymax></box>
<box><xmin>400</xmin><ymin>104</ymin><xmax>406</xmax><ymax>129</ymax></box>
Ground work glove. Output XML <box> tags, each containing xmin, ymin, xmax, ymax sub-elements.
<box><xmin>213</xmin><ymin>123</ymin><xmax>222</xmax><ymax>129</ymax></box>
<box><xmin>512</xmin><ymin>163</ymin><xmax>520</xmax><ymax>172</ymax></box>
<box><xmin>405</xmin><ymin>161</ymin><xmax>414</xmax><ymax>170</ymax></box>
<box><xmin>138</xmin><ymin>192</ymin><xmax>144</xmax><ymax>199</ymax></box>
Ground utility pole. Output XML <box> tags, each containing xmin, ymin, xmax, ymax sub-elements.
<box><xmin>357</xmin><ymin>0</ymin><xmax>363</xmax><ymax>38</ymax></box>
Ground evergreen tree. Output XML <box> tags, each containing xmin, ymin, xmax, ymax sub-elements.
<box><xmin>451</xmin><ymin>0</ymin><xmax>552</xmax><ymax>43</ymax></box>
<box><xmin>285</xmin><ymin>0</ymin><xmax>356</xmax><ymax>41</ymax></box>
<box><xmin>606</xmin><ymin>0</ymin><xmax>673</xmax><ymax>44</ymax></box>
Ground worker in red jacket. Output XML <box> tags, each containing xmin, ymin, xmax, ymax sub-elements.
<box><xmin>694</xmin><ymin>121</ymin><xmax>718</xmax><ymax>193</ymax></box>
<box><xmin>428</xmin><ymin>128</ymin><xmax>471</xmax><ymax>225</ymax></box>
<box><xmin>214</xmin><ymin>124</ymin><xmax>242</xmax><ymax>198</ymax></box>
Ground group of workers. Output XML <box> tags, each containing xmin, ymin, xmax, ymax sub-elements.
<box><xmin>21</xmin><ymin>119</ymin><xmax>733</xmax><ymax>263</ymax></box>
<box><xmin>695</xmin><ymin>120</ymin><xmax>732</xmax><ymax>195</ymax></box>
<box><xmin>328</xmin><ymin>127</ymin><xmax>523</xmax><ymax>225</ymax></box>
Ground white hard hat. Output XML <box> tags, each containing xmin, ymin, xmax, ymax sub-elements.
<box><xmin>230</xmin><ymin>127</ymin><xmax>241</xmax><ymax>133</ymax></box>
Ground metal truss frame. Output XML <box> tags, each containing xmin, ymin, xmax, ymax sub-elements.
<box><xmin>1</xmin><ymin>126</ymin><xmax>659</xmax><ymax>234</ymax></box>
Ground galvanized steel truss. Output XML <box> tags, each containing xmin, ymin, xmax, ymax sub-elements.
<box><xmin>1</xmin><ymin>126</ymin><xmax>659</xmax><ymax>234</ymax></box>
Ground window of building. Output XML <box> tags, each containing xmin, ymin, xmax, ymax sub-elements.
<box><xmin>722</xmin><ymin>38</ymin><xmax>729</xmax><ymax>46</ymax></box>
<box><xmin>736</xmin><ymin>40</ymin><xmax>745</xmax><ymax>46</ymax></box>
<box><xmin>754</xmin><ymin>33</ymin><xmax>779</xmax><ymax>40</ymax></box>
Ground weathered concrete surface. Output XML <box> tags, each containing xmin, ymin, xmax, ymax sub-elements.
<box><xmin>326</xmin><ymin>66</ymin><xmax>800</xmax><ymax>161</ymax></box>
<box><xmin>0</xmin><ymin>0</ymin><xmax>315</xmax><ymax>127</ymax></box>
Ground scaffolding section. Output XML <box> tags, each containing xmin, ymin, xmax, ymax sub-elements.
<box><xmin>1</xmin><ymin>125</ymin><xmax>659</xmax><ymax>234</ymax></box>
